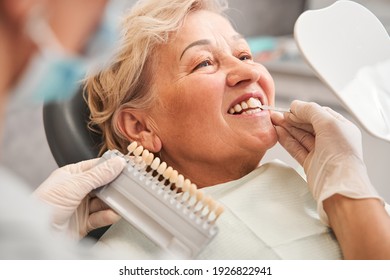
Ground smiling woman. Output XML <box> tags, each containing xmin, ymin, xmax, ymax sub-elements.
<box><xmin>85</xmin><ymin>0</ymin><xmax>342</xmax><ymax>259</ymax></box>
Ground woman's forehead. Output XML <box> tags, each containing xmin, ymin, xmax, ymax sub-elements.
<box><xmin>181</xmin><ymin>10</ymin><xmax>236</xmax><ymax>38</ymax></box>
<box><xmin>167</xmin><ymin>10</ymin><xmax>240</xmax><ymax>53</ymax></box>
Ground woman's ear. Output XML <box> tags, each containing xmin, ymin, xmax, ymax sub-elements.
<box><xmin>117</xmin><ymin>109</ymin><xmax>162</xmax><ymax>153</ymax></box>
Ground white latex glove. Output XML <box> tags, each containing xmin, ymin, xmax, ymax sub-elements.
<box><xmin>271</xmin><ymin>100</ymin><xmax>383</xmax><ymax>224</ymax></box>
<box><xmin>33</xmin><ymin>156</ymin><xmax>126</xmax><ymax>239</ymax></box>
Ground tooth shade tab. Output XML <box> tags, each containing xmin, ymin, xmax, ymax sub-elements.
<box><xmin>127</xmin><ymin>142</ymin><xmax>138</xmax><ymax>154</ymax></box>
<box><xmin>157</xmin><ymin>161</ymin><xmax>167</xmax><ymax>175</ymax></box>
<box><xmin>151</xmin><ymin>157</ymin><xmax>160</xmax><ymax>170</ymax></box>
<box><xmin>182</xmin><ymin>179</ymin><xmax>191</xmax><ymax>192</ymax></box>
<box><xmin>228</xmin><ymin>97</ymin><xmax>263</xmax><ymax>114</ymax></box>
<box><xmin>133</xmin><ymin>145</ymin><xmax>144</xmax><ymax>156</ymax></box>
<box><xmin>176</xmin><ymin>174</ymin><xmax>184</xmax><ymax>188</ymax></box>
<box><xmin>169</xmin><ymin>170</ymin><xmax>179</xmax><ymax>184</ymax></box>
<box><xmin>145</xmin><ymin>153</ymin><xmax>154</xmax><ymax>165</ymax></box>
<box><xmin>163</xmin><ymin>166</ymin><xmax>173</xmax><ymax>179</ymax></box>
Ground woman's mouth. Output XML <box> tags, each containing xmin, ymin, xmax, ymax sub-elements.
<box><xmin>228</xmin><ymin>97</ymin><xmax>263</xmax><ymax>115</ymax></box>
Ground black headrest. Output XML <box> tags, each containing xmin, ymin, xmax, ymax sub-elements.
<box><xmin>43</xmin><ymin>88</ymin><xmax>102</xmax><ymax>167</ymax></box>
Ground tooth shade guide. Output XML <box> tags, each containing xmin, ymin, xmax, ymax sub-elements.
<box><xmin>124</xmin><ymin>143</ymin><xmax>224</xmax><ymax>221</ymax></box>
<box><xmin>97</xmin><ymin>145</ymin><xmax>224</xmax><ymax>258</ymax></box>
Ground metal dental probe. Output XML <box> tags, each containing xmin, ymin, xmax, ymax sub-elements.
<box><xmin>259</xmin><ymin>105</ymin><xmax>291</xmax><ymax>113</ymax></box>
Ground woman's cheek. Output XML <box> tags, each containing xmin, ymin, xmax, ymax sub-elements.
<box><xmin>258</xmin><ymin>66</ymin><xmax>275</xmax><ymax>106</ymax></box>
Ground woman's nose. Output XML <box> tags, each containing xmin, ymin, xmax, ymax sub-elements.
<box><xmin>226</xmin><ymin>59</ymin><xmax>261</xmax><ymax>87</ymax></box>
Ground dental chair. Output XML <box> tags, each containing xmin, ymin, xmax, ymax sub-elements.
<box><xmin>43</xmin><ymin>88</ymin><xmax>101</xmax><ymax>167</ymax></box>
<box><xmin>43</xmin><ymin>88</ymin><xmax>108</xmax><ymax>240</ymax></box>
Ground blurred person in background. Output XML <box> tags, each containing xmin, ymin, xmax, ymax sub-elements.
<box><xmin>0</xmin><ymin>0</ymin><xmax>131</xmax><ymax>259</ymax></box>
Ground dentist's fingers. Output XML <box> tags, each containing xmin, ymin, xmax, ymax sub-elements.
<box><xmin>283</xmin><ymin>112</ymin><xmax>315</xmax><ymax>135</ymax></box>
<box><xmin>289</xmin><ymin>100</ymin><xmax>324</xmax><ymax>123</ymax></box>
<box><xmin>271</xmin><ymin>112</ymin><xmax>315</xmax><ymax>153</ymax></box>
<box><xmin>271</xmin><ymin>111</ymin><xmax>315</xmax><ymax>135</ymax></box>
<box><xmin>87</xmin><ymin>209</ymin><xmax>121</xmax><ymax>233</ymax></box>
<box><xmin>274</xmin><ymin>125</ymin><xmax>309</xmax><ymax>166</ymax></box>
<box><xmin>89</xmin><ymin>197</ymin><xmax>111</xmax><ymax>213</ymax></box>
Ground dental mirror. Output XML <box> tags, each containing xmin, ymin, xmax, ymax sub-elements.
<box><xmin>294</xmin><ymin>0</ymin><xmax>390</xmax><ymax>142</ymax></box>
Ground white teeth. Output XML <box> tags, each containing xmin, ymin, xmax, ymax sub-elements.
<box><xmin>247</xmin><ymin>97</ymin><xmax>262</xmax><ymax>108</ymax></box>
<box><xmin>228</xmin><ymin>97</ymin><xmax>263</xmax><ymax>114</ymax></box>
<box><xmin>242</xmin><ymin>108</ymin><xmax>261</xmax><ymax>115</ymax></box>
<box><xmin>234</xmin><ymin>104</ymin><xmax>242</xmax><ymax>113</ymax></box>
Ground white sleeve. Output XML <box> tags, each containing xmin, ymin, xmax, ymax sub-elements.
<box><xmin>0</xmin><ymin>167</ymin><xmax>100</xmax><ymax>259</ymax></box>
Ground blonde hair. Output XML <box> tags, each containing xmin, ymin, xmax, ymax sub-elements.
<box><xmin>85</xmin><ymin>0</ymin><xmax>228</xmax><ymax>155</ymax></box>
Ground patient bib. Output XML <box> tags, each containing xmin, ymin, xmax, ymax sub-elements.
<box><xmin>95</xmin><ymin>160</ymin><xmax>342</xmax><ymax>259</ymax></box>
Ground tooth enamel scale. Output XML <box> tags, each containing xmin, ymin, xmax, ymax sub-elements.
<box><xmin>125</xmin><ymin>142</ymin><xmax>224</xmax><ymax>224</ymax></box>
<box><xmin>229</xmin><ymin>97</ymin><xmax>263</xmax><ymax>114</ymax></box>
<box><xmin>97</xmin><ymin>144</ymin><xmax>224</xmax><ymax>258</ymax></box>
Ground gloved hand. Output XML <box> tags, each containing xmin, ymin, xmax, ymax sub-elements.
<box><xmin>33</xmin><ymin>156</ymin><xmax>126</xmax><ymax>239</ymax></box>
<box><xmin>271</xmin><ymin>100</ymin><xmax>383</xmax><ymax>224</ymax></box>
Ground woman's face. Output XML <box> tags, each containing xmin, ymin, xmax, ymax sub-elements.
<box><xmin>147</xmin><ymin>10</ymin><xmax>277</xmax><ymax>186</ymax></box>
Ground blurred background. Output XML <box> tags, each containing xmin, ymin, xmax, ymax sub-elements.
<box><xmin>2</xmin><ymin>0</ymin><xmax>390</xmax><ymax>201</ymax></box>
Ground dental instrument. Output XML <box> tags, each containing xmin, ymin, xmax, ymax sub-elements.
<box><xmin>259</xmin><ymin>105</ymin><xmax>291</xmax><ymax>113</ymax></box>
<box><xmin>95</xmin><ymin>143</ymin><xmax>224</xmax><ymax>259</ymax></box>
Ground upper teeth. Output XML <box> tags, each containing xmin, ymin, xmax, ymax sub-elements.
<box><xmin>228</xmin><ymin>97</ymin><xmax>262</xmax><ymax>114</ymax></box>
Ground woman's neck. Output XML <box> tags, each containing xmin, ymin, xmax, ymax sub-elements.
<box><xmin>161</xmin><ymin>149</ymin><xmax>264</xmax><ymax>188</ymax></box>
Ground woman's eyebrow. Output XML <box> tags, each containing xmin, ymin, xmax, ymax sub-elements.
<box><xmin>180</xmin><ymin>39</ymin><xmax>211</xmax><ymax>60</ymax></box>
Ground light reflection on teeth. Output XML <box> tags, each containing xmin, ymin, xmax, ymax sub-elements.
<box><xmin>228</xmin><ymin>97</ymin><xmax>263</xmax><ymax>115</ymax></box>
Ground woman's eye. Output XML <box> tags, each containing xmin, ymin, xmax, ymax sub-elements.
<box><xmin>239</xmin><ymin>54</ymin><xmax>252</xmax><ymax>61</ymax></box>
<box><xmin>193</xmin><ymin>59</ymin><xmax>212</xmax><ymax>71</ymax></box>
